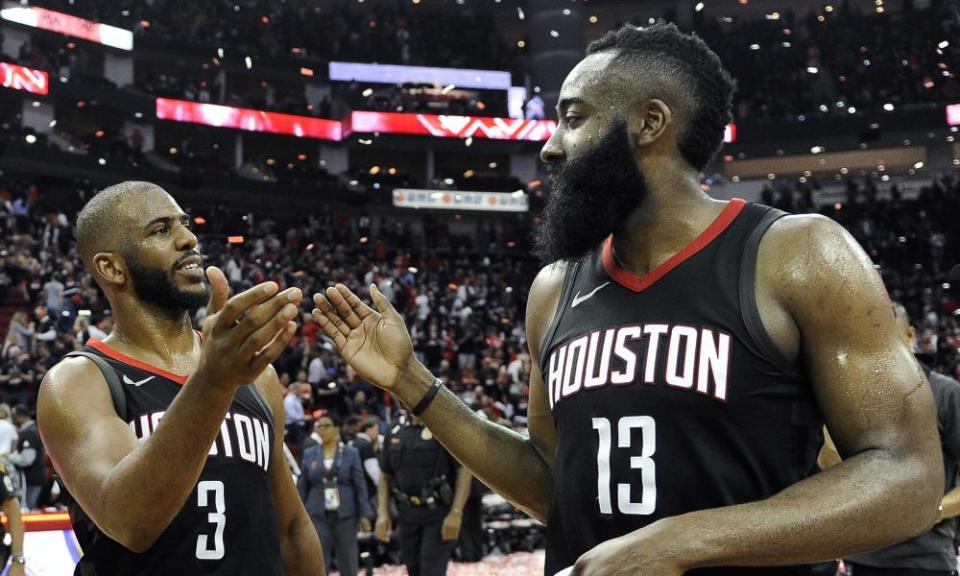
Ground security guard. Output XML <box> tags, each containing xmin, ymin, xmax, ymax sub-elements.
<box><xmin>376</xmin><ymin>413</ymin><xmax>472</xmax><ymax>576</ymax></box>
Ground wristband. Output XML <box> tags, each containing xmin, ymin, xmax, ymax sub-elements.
<box><xmin>11</xmin><ymin>555</ymin><xmax>24</xmax><ymax>564</ymax></box>
<box><xmin>412</xmin><ymin>378</ymin><xmax>443</xmax><ymax>416</ymax></box>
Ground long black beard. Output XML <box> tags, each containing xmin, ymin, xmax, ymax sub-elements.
<box><xmin>124</xmin><ymin>251</ymin><xmax>210</xmax><ymax>314</ymax></box>
<box><xmin>534</xmin><ymin>120</ymin><xmax>648</xmax><ymax>264</ymax></box>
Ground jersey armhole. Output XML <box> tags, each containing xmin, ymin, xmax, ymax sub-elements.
<box><xmin>738</xmin><ymin>209</ymin><xmax>803</xmax><ymax>380</ymax></box>
<box><xmin>63</xmin><ymin>350</ymin><xmax>128</xmax><ymax>421</ymax></box>
<box><xmin>537</xmin><ymin>260</ymin><xmax>582</xmax><ymax>372</ymax></box>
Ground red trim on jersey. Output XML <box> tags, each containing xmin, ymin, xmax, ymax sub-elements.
<box><xmin>602</xmin><ymin>198</ymin><xmax>748</xmax><ymax>293</ymax></box>
<box><xmin>86</xmin><ymin>339</ymin><xmax>190</xmax><ymax>385</ymax></box>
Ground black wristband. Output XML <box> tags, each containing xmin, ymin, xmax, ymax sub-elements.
<box><xmin>411</xmin><ymin>378</ymin><xmax>444</xmax><ymax>416</ymax></box>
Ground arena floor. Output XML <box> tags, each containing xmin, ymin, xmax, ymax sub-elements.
<box><xmin>336</xmin><ymin>550</ymin><xmax>546</xmax><ymax>576</ymax></box>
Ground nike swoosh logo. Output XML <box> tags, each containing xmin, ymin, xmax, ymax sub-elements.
<box><xmin>571</xmin><ymin>282</ymin><xmax>610</xmax><ymax>309</ymax></box>
<box><xmin>123</xmin><ymin>374</ymin><xmax>155</xmax><ymax>387</ymax></box>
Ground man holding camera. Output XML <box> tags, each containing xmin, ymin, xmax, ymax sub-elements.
<box><xmin>375</xmin><ymin>415</ymin><xmax>471</xmax><ymax>576</ymax></box>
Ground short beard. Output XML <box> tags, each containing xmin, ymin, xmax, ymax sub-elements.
<box><xmin>123</xmin><ymin>251</ymin><xmax>210</xmax><ymax>315</ymax></box>
<box><xmin>534</xmin><ymin>120</ymin><xmax>648</xmax><ymax>264</ymax></box>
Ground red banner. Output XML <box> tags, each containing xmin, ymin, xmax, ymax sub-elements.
<box><xmin>0</xmin><ymin>6</ymin><xmax>133</xmax><ymax>50</ymax></box>
<box><xmin>352</xmin><ymin>111</ymin><xmax>737</xmax><ymax>144</ymax></box>
<box><xmin>351</xmin><ymin>111</ymin><xmax>557</xmax><ymax>141</ymax></box>
<box><xmin>0</xmin><ymin>62</ymin><xmax>49</xmax><ymax>95</ymax></box>
<box><xmin>156</xmin><ymin>98</ymin><xmax>343</xmax><ymax>141</ymax></box>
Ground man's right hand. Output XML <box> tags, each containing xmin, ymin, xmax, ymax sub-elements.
<box><xmin>195</xmin><ymin>267</ymin><xmax>302</xmax><ymax>391</ymax></box>
<box><xmin>375</xmin><ymin>515</ymin><xmax>392</xmax><ymax>543</ymax></box>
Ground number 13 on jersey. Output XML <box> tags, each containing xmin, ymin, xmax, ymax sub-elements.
<box><xmin>592</xmin><ymin>416</ymin><xmax>656</xmax><ymax>515</ymax></box>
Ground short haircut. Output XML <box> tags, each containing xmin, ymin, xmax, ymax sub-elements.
<box><xmin>360</xmin><ymin>416</ymin><xmax>379</xmax><ymax>433</ymax></box>
<box><xmin>317</xmin><ymin>412</ymin><xmax>341</xmax><ymax>428</ymax></box>
<box><xmin>76</xmin><ymin>181</ymin><xmax>162</xmax><ymax>270</ymax></box>
<box><xmin>12</xmin><ymin>404</ymin><xmax>30</xmax><ymax>420</ymax></box>
<box><xmin>587</xmin><ymin>22</ymin><xmax>736</xmax><ymax>171</ymax></box>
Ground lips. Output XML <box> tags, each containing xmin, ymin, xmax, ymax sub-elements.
<box><xmin>174</xmin><ymin>254</ymin><xmax>204</xmax><ymax>278</ymax></box>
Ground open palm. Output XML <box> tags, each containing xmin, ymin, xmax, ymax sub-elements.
<box><xmin>312</xmin><ymin>283</ymin><xmax>413</xmax><ymax>391</ymax></box>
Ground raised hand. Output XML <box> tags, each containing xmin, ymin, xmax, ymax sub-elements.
<box><xmin>311</xmin><ymin>284</ymin><xmax>413</xmax><ymax>391</ymax></box>
<box><xmin>200</xmin><ymin>266</ymin><xmax>231</xmax><ymax>336</ymax></box>
<box><xmin>195</xmin><ymin>270</ymin><xmax>302</xmax><ymax>391</ymax></box>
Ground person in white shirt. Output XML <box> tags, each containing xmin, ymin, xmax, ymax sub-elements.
<box><xmin>0</xmin><ymin>404</ymin><xmax>18</xmax><ymax>455</ymax></box>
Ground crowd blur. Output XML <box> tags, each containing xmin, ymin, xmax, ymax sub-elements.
<box><xmin>3</xmin><ymin>1</ymin><xmax>956</xmax><ymax>121</ymax></box>
<box><xmin>1</xmin><ymin>170</ymin><xmax>958</xmax><ymax>444</ymax></box>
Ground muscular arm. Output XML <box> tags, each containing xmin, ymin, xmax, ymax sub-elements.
<box><xmin>387</xmin><ymin>264</ymin><xmax>565</xmax><ymax>522</ymax></box>
<box><xmin>258</xmin><ymin>366</ymin><xmax>325</xmax><ymax>576</ymax></box>
<box><xmin>653</xmin><ymin>215</ymin><xmax>943</xmax><ymax>569</ymax></box>
<box><xmin>37</xmin><ymin>358</ymin><xmax>241</xmax><ymax>552</ymax></box>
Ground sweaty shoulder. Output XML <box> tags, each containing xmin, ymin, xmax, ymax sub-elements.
<box><xmin>754</xmin><ymin>213</ymin><xmax>889</xmax><ymax>360</ymax></box>
<box><xmin>38</xmin><ymin>356</ymin><xmax>115</xmax><ymax>424</ymax></box>
<box><xmin>758</xmin><ymin>213</ymin><xmax>878</xmax><ymax>300</ymax></box>
<box><xmin>526</xmin><ymin>261</ymin><xmax>570</xmax><ymax>360</ymax></box>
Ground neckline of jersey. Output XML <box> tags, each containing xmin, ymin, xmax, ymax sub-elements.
<box><xmin>86</xmin><ymin>338</ymin><xmax>191</xmax><ymax>385</ymax></box>
<box><xmin>602</xmin><ymin>198</ymin><xmax>748</xmax><ymax>293</ymax></box>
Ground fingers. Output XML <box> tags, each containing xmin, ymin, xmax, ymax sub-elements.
<box><xmin>238</xmin><ymin>295</ymin><xmax>301</xmax><ymax>358</ymax></box>
<box><xmin>311</xmin><ymin>294</ymin><xmax>349</xmax><ymax>350</ymax></box>
<box><xmin>235</xmin><ymin>287</ymin><xmax>302</xmax><ymax>340</ymax></box>
<box><xmin>370</xmin><ymin>283</ymin><xmax>400</xmax><ymax>320</ymax></box>
<box><xmin>204</xmin><ymin>266</ymin><xmax>230</xmax><ymax>315</ymax></box>
<box><xmin>326</xmin><ymin>284</ymin><xmax>364</xmax><ymax>330</ymax></box>
<box><xmin>215</xmin><ymin>282</ymin><xmax>279</xmax><ymax>329</ymax></box>
<box><xmin>313</xmin><ymin>291</ymin><xmax>351</xmax><ymax>337</ymax></box>
<box><xmin>249</xmin><ymin>321</ymin><xmax>298</xmax><ymax>373</ymax></box>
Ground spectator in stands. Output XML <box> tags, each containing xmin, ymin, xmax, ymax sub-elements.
<box><xmin>0</xmin><ymin>405</ymin><xmax>17</xmax><ymax>455</ymax></box>
<box><xmin>352</xmin><ymin>416</ymin><xmax>381</xmax><ymax>521</ymax></box>
<box><xmin>8</xmin><ymin>405</ymin><xmax>44</xmax><ymax>510</ymax></box>
<box><xmin>284</xmin><ymin>381</ymin><xmax>308</xmax><ymax>447</ymax></box>
<box><xmin>0</xmin><ymin>348</ymin><xmax>34</xmax><ymax>407</ymax></box>
<box><xmin>2</xmin><ymin>313</ymin><xmax>33</xmax><ymax>356</ymax></box>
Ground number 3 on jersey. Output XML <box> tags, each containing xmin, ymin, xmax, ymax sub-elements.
<box><xmin>196</xmin><ymin>480</ymin><xmax>226</xmax><ymax>560</ymax></box>
<box><xmin>592</xmin><ymin>416</ymin><xmax>656</xmax><ymax>515</ymax></box>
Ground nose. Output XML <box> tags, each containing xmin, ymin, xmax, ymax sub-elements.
<box><xmin>540</xmin><ymin>129</ymin><xmax>564</xmax><ymax>164</ymax></box>
<box><xmin>176</xmin><ymin>222</ymin><xmax>198</xmax><ymax>252</ymax></box>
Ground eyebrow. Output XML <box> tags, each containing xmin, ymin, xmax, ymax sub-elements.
<box><xmin>144</xmin><ymin>214</ymin><xmax>190</xmax><ymax>229</ymax></box>
<box><xmin>557</xmin><ymin>96</ymin><xmax>587</xmax><ymax>114</ymax></box>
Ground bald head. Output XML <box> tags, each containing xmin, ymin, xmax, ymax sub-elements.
<box><xmin>76</xmin><ymin>181</ymin><xmax>167</xmax><ymax>270</ymax></box>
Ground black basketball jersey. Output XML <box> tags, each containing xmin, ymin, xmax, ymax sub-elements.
<box><xmin>539</xmin><ymin>199</ymin><xmax>824</xmax><ymax>576</ymax></box>
<box><xmin>69</xmin><ymin>338</ymin><xmax>284</xmax><ymax>576</ymax></box>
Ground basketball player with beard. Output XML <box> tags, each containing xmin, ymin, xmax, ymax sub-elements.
<box><xmin>37</xmin><ymin>182</ymin><xmax>324</xmax><ymax>575</ymax></box>
<box><xmin>311</xmin><ymin>23</ymin><xmax>942</xmax><ymax>576</ymax></box>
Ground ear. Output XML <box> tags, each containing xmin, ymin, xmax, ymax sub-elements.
<box><xmin>92</xmin><ymin>252</ymin><xmax>125</xmax><ymax>289</ymax></box>
<box><xmin>906</xmin><ymin>326</ymin><xmax>918</xmax><ymax>349</ymax></box>
<box><xmin>628</xmin><ymin>98</ymin><xmax>672</xmax><ymax>147</ymax></box>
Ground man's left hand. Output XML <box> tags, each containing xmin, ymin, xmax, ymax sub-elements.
<box><xmin>441</xmin><ymin>511</ymin><xmax>462</xmax><ymax>541</ymax></box>
<box><xmin>570</xmin><ymin>528</ymin><xmax>685</xmax><ymax>576</ymax></box>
